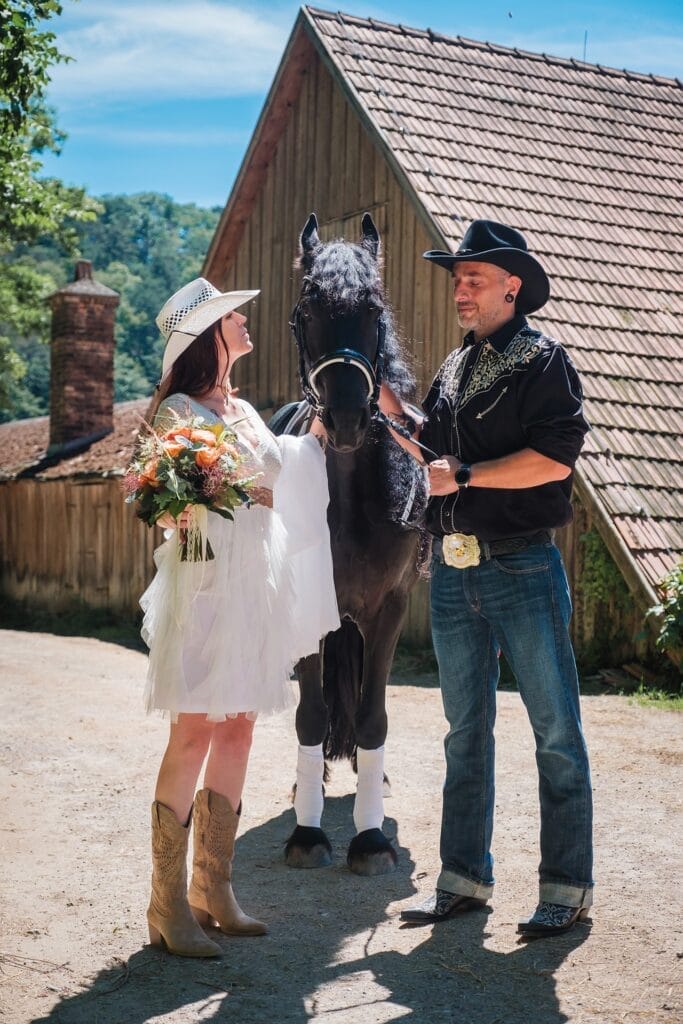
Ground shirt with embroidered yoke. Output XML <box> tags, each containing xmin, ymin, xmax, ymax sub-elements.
<box><xmin>420</xmin><ymin>315</ymin><xmax>590</xmax><ymax>542</ymax></box>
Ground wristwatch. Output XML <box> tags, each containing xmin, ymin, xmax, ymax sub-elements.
<box><xmin>454</xmin><ymin>463</ymin><xmax>472</xmax><ymax>488</ymax></box>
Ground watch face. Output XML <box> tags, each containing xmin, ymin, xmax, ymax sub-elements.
<box><xmin>455</xmin><ymin>464</ymin><xmax>471</xmax><ymax>486</ymax></box>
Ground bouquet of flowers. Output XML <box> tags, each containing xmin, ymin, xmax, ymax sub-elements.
<box><xmin>123</xmin><ymin>411</ymin><xmax>258</xmax><ymax>560</ymax></box>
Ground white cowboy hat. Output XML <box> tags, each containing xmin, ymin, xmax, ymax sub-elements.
<box><xmin>156</xmin><ymin>277</ymin><xmax>259</xmax><ymax>380</ymax></box>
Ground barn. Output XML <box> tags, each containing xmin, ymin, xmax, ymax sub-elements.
<box><xmin>202</xmin><ymin>5</ymin><xmax>683</xmax><ymax>665</ymax></box>
<box><xmin>1</xmin><ymin>6</ymin><xmax>681</xmax><ymax>672</ymax></box>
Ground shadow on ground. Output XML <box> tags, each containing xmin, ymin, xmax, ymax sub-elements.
<box><xmin>34</xmin><ymin>796</ymin><xmax>588</xmax><ymax>1024</ymax></box>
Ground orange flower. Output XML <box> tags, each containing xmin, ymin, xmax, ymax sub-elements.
<box><xmin>190</xmin><ymin>428</ymin><xmax>218</xmax><ymax>446</ymax></box>
<box><xmin>164</xmin><ymin>426</ymin><xmax>193</xmax><ymax>439</ymax></box>
<box><xmin>139</xmin><ymin>457</ymin><xmax>161</xmax><ymax>487</ymax></box>
<box><xmin>162</xmin><ymin>440</ymin><xmax>185</xmax><ymax>457</ymax></box>
<box><xmin>195</xmin><ymin>447</ymin><xmax>221</xmax><ymax>468</ymax></box>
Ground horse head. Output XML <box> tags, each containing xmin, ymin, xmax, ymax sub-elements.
<box><xmin>292</xmin><ymin>212</ymin><xmax>386</xmax><ymax>452</ymax></box>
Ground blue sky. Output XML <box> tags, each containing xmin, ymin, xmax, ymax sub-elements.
<box><xmin>42</xmin><ymin>0</ymin><xmax>683</xmax><ymax>208</ymax></box>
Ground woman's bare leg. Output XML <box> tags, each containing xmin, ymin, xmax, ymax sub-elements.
<box><xmin>155</xmin><ymin>714</ymin><xmax>215</xmax><ymax>823</ymax></box>
<box><xmin>203</xmin><ymin>715</ymin><xmax>255</xmax><ymax>810</ymax></box>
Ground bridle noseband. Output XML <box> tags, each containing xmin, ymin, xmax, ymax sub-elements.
<box><xmin>289</xmin><ymin>298</ymin><xmax>439</xmax><ymax>462</ymax></box>
<box><xmin>289</xmin><ymin>301</ymin><xmax>387</xmax><ymax>417</ymax></box>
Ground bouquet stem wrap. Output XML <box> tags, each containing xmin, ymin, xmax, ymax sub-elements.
<box><xmin>169</xmin><ymin>505</ymin><xmax>211</xmax><ymax>629</ymax></box>
<box><xmin>180</xmin><ymin>503</ymin><xmax>214</xmax><ymax>562</ymax></box>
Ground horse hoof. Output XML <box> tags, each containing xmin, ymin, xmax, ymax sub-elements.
<box><xmin>347</xmin><ymin>828</ymin><xmax>397</xmax><ymax>876</ymax></box>
<box><xmin>285</xmin><ymin>825</ymin><xmax>332</xmax><ymax>869</ymax></box>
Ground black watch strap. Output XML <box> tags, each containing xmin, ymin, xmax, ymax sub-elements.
<box><xmin>454</xmin><ymin>462</ymin><xmax>472</xmax><ymax>487</ymax></box>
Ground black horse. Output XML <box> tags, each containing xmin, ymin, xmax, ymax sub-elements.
<box><xmin>271</xmin><ymin>213</ymin><xmax>428</xmax><ymax>876</ymax></box>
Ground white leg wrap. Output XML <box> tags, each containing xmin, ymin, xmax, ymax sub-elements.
<box><xmin>294</xmin><ymin>743</ymin><xmax>324</xmax><ymax>828</ymax></box>
<box><xmin>353</xmin><ymin>746</ymin><xmax>385</xmax><ymax>833</ymax></box>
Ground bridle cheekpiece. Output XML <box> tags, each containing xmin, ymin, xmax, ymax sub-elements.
<box><xmin>289</xmin><ymin>300</ymin><xmax>387</xmax><ymax>417</ymax></box>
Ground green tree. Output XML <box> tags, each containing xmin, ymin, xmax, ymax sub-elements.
<box><xmin>0</xmin><ymin>0</ymin><xmax>99</xmax><ymax>411</ymax></box>
<box><xmin>1</xmin><ymin>194</ymin><xmax>220</xmax><ymax>421</ymax></box>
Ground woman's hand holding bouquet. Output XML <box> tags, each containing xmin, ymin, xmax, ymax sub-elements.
<box><xmin>124</xmin><ymin>411</ymin><xmax>259</xmax><ymax>560</ymax></box>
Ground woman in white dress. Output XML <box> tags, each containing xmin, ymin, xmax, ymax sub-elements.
<box><xmin>140</xmin><ymin>278</ymin><xmax>339</xmax><ymax>957</ymax></box>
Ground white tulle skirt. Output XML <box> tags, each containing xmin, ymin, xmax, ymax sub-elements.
<box><xmin>140</xmin><ymin>434</ymin><xmax>340</xmax><ymax>721</ymax></box>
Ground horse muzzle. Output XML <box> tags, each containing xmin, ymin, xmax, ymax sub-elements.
<box><xmin>323</xmin><ymin>406</ymin><xmax>371</xmax><ymax>452</ymax></box>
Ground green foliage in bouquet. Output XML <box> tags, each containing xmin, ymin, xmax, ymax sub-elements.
<box><xmin>123</xmin><ymin>414</ymin><xmax>257</xmax><ymax>560</ymax></box>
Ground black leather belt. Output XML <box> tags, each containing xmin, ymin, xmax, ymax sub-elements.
<box><xmin>433</xmin><ymin>530</ymin><xmax>552</xmax><ymax>563</ymax></box>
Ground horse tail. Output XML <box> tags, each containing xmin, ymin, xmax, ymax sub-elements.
<box><xmin>322</xmin><ymin>619</ymin><xmax>363</xmax><ymax>761</ymax></box>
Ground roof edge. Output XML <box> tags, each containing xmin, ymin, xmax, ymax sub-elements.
<box><xmin>203</xmin><ymin>5</ymin><xmax>452</xmax><ymax>281</ymax></box>
<box><xmin>203</xmin><ymin>9</ymin><xmax>314</xmax><ymax>279</ymax></box>
<box><xmin>573</xmin><ymin>467</ymin><xmax>661</xmax><ymax>619</ymax></box>
<box><xmin>305</xmin><ymin>6</ymin><xmax>683</xmax><ymax>90</ymax></box>
<box><xmin>299</xmin><ymin>6</ymin><xmax>448</xmax><ymax>251</ymax></box>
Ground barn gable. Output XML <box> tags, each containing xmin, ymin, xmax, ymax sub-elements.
<box><xmin>205</xmin><ymin>5</ymin><xmax>683</xmax><ymax>625</ymax></box>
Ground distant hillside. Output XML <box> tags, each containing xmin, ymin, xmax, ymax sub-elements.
<box><xmin>1</xmin><ymin>193</ymin><xmax>220</xmax><ymax>422</ymax></box>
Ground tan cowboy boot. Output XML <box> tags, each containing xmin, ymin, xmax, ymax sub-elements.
<box><xmin>188</xmin><ymin>789</ymin><xmax>267</xmax><ymax>936</ymax></box>
<box><xmin>147</xmin><ymin>801</ymin><xmax>221</xmax><ymax>957</ymax></box>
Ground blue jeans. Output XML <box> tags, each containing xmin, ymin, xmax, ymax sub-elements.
<box><xmin>430</xmin><ymin>542</ymin><xmax>593</xmax><ymax>908</ymax></box>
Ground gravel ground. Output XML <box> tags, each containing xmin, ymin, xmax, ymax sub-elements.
<box><xmin>0</xmin><ymin>629</ymin><xmax>681</xmax><ymax>1024</ymax></box>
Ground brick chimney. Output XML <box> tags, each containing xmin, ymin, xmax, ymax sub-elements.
<box><xmin>48</xmin><ymin>260</ymin><xmax>120</xmax><ymax>449</ymax></box>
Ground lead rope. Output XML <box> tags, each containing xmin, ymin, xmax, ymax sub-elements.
<box><xmin>373</xmin><ymin>409</ymin><xmax>439</xmax><ymax>463</ymax></box>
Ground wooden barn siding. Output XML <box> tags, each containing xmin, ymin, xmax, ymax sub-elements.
<box><xmin>0</xmin><ymin>479</ymin><xmax>157</xmax><ymax>616</ymax></box>
<box><xmin>215</xmin><ymin>51</ymin><xmax>457</xmax><ymax>410</ymax></box>
<box><xmin>213</xmin><ymin>51</ymin><xmax>457</xmax><ymax>644</ymax></box>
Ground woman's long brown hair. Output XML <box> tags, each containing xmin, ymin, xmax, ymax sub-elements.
<box><xmin>143</xmin><ymin>318</ymin><xmax>230</xmax><ymax>426</ymax></box>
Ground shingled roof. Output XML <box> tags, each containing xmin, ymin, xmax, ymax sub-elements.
<box><xmin>300</xmin><ymin>6</ymin><xmax>682</xmax><ymax>603</ymax></box>
<box><xmin>0</xmin><ymin>399</ymin><xmax>146</xmax><ymax>482</ymax></box>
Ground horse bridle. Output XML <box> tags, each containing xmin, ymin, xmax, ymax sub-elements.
<box><xmin>289</xmin><ymin>301</ymin><xmax>387</xmax><ymax>417</ymax></box>
<box><xmin>289</xmin><ymin>299</ymin><xmax>439</xmax><ymax>461</ymax></box>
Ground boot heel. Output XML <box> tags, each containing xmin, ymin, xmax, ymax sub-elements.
<box><xmin>578</xmin><ymin>908</ymin><xmax>590</xmax><ymax>921</ymax></box>
<box><xmin>190</xmin><ymin>905</ymin><xmax>211</xmax><ymax>926</ymax></box>
<box><xmin>148</xmin><ymin>923</ymin><xmax>163</xmax><ymax>946</ymax></box>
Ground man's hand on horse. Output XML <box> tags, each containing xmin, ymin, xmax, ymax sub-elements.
<box><xmin>378</xmin><ymin>382</ymin><xmax>426</xmax><ymax>463</ymax></box>
<box><xmin>428</xmin><ymin>456</ymin><xmax>462</xmax><ymax>496</ymax></box>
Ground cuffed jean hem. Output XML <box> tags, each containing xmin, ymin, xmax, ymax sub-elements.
<box><xmin>539</xmin><ymin>881</ymin><xmax>594</xmax><ymax>908</ymax></box>
<box><xmin>438</xmin><ymin>868</ymin><xmax>494</xmax><ymax>901</ymax></box>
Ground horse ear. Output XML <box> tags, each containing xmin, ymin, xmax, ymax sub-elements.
<box><xmin>300</xmin><ymin>213</ymin><xmax>320</xmax><ymax>256</ymax></box>
<box><xmin>360</xmin><ymin>213</ymin><xmax>380</xmax><ymax>259</ymax></box>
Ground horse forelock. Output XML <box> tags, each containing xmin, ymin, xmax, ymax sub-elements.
<box><xmin>299</xmin><ymin>238</ymin><xmax>416</xmax><ymax>399</ymax></box>
<box><xmin>304</xmin><ymin>240</ymin><xmax>383</xmax><ymax>314</ymax></box>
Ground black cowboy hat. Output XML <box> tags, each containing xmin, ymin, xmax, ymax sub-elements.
<box><xmin>423</xmin><ymin>219</ymin><xmax>550</xmax><ymax>314</ymax></box>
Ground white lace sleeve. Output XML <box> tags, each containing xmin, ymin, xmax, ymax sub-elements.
<box><xmin>154</xmin><ymin>393</ymin><xmax>194</xmax><ymax>431</ymax></box>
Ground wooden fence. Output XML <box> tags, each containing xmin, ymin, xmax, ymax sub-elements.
<box><xmin>0</xmin><ymin>478</ymin><xmax>650</xmax><ymax>665</ymax></box>
<box><xmin>0</xmin><ymin>478</ymin><xmax>158</xmax><ymax>616</ymax></box>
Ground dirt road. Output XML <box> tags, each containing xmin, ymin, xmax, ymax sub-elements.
<box><xmin>0</xmin><ymin>630</ymin><xmax>681</xmax><ymax>1023</ymax></box>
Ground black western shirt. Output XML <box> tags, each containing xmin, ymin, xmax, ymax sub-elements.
<box><xmin>420</xmin><ymin>315</ymin><xmax>590</xmax><ymax>541</ymax></box>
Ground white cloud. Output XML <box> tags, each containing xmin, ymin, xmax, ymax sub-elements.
<box><xmin>49</xmin><ymin>1</ymin><xmax>294</xmax><ymax>101</ymax></box>
<box><xmin>68</xmin><ymin>124</ymin><xmax>251</xmax><ymax>146</ymax></box>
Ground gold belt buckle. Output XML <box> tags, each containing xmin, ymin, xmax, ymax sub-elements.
<box><xmin>442</xmin><ymin>532</ymin><xmax>481</xmax><ymax>569</ymax></box>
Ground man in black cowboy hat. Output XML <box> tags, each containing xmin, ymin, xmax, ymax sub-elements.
<box><xmin>394</xmin><ymin>219</ymin><xmax>594</xmax><ymax>937</ymax></box>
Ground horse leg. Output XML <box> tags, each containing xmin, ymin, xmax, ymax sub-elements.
<box><xmin>285</xmin><ymin>651</ymin><xmax>333</xmax><ymax>868</ymax></box>
<box><xmin>347</xmin><ymin>593</ymin><xmax>408</xmax><ymax>876</ymax></box>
